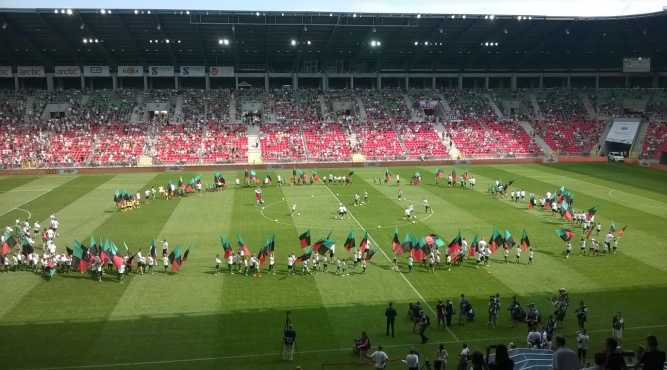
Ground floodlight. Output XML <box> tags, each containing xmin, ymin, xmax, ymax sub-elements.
<box><xmin>291</xmin><ymin>40</ymin><xmax>297</xmax><ymax>46</ymax></box>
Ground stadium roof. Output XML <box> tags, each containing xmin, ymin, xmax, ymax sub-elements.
<box><xmin>0</xmin><ymin>8</ymin><xmax>665</xmax><ymax>72</ymax></box>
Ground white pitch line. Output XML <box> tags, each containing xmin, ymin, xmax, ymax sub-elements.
<box><xmin>15</xmin><ymin>208</ymin><xmax>32</xmax><ymax>220</ymax></box>
<box><xmin>0</xmin><ymin>189</ymin><xmax>50</xmax><ymax>218</ymax></box>
<box><xmin>319</xmin><ymin>181</ymin><xmax>461</xmax><ymax>342</ymax></box>
<box><xmin>26</xmin><ymin>323</ymin><xmax>667</xmax><ymax>370</ymax></box>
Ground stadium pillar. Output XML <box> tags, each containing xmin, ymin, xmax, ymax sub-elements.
<box><xmin>567</xmin><ymin>75</ymin><xmax>571</xmax><ymax>88</ymax></box>
<box><xmin>432</xmin><ymin>75</ymin><xmax>436</xmax><ymax>89</ymax></box>
<box><xmin>351</xmin><ymin>75</ymin><xmax>354</xmax><ymax>89</ymax></box>
<box><xmin>539</xmin><ymin>75</ymin><xmax>543</xmax><ymax>88</ymax></box>
<box><xmin>625</xmin><ymin>76</ymin><xmax>629</xmax><ymax>88</ymax></box>
<box><xmin>323</xmin><ymin>74</ymin><xmax>328</xmax><ymax>90</ymax></box>
<box><xmin>89</xmin><ymin>78</ymin><xmax>94</xmax><ymax>90</ymax></box>
<box><xmin>205</xmin><ymin>74</ymin><xmax>210</xmax><ymax>90</ymax></box>
<box><xmin>484</xmin><ymin>75</ymin><xmax>489</xmax><ymax>89</ymax></box>
<box><xmin>595</xmin><ymin>75</ymin><xmax>599</xmax><ymax>89</ymax></box>
<box><xmin>511</xmin><ymin>74</ymin><xmax>517</xmax><ymax>89</ymax></box>
<box><xmin>405</xmin><ymin>74</ymin><xmax>409</xmax><ymax>89</ymax></box>
<box><xmin>80</xmin><ymin>75</ymin><xmax>85</xmax><ymax>90</ymax></box>
<box><xmin>174</xmin><ymin>75</ymin><xmax>178</xmax><ymax>89</ymax></box>
<box><xmin>265</xmin><ymin>73</ymin><xmax>269</xmax><ymax>91</ymax></box>
<box><xmin>377</xmin><ymin>74</ymin><xmax>381</xmax><ymax>89</ymax></box>
<box><xmin>292</xmin><ymin>73</ymin><xmax>298</xmax><ymax>89</ymax></box>
<box><xmin>458</xmin><ymin>74</ymin><xmax>463</xmax><ymax>89</ymax></box>
<box><xmin>144</xmin><ymin>75</ymin><xmax>148</xmax><ymax>90</ymax></box>
<box><xmin>652</xmin><ymin>74</ymin><xmax>659</xmax><ymax>88</ymax></box>
<box><xmin>14</xmin><ymin>75</ymin><xmax>18</xmax><ymax>90</ymax></box>
<box><xmin>235</xmin><ymin>75</ymin><xmax>238</xmax><ymax>89</ymax></box>
<box><xmin>47</xmin><ymin>74</ymin><xmax>54</xmax><ymax>91</ymax></box>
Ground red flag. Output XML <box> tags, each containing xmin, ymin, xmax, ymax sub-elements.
<box><xmin>586</xmin><ymin>228</ymin><xmax>594</xmax><ymax>239</ymax></box>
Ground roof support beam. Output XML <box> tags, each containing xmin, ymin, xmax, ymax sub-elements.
<box><xmin>322</xmin><ymin>17</ymin><xmax>341</xmax><ymax>59</ymax></box>
<box><xmin>37</xmin><ymin>13</ymin><xmax>84</xmax><ymax>66</ymax></box>
<box><xmin>513</xmin><ymin>21</ymin><xmax>577</xmax><ymax>70</ymax></box>
<box><xmin>156</xmin><ymin>14</ymin><xmax>179</xmax><ymax>67</ymax></box>
<box><xmin>0</xmin><ymin>14</ymin><xmax>51</xmax><ymax>68</ymax></box>
<box><xmin>347</xmin><ymin>27</ymin><xmax>375</xmax><ymax>72</ymax></box>
<box><xmin>461</xmin><ymin>19</ymin><xmax>513</xmax><ymax>70</ymax></box>
<box><xmin>195</xmin><ymin>23</ymin><xmax>208</xmax><ymax>68</ymax></box>
<box><xmin>291</xmin><ymin>23</ymin><xmax>307</xmax><ymax>73</ymax></box>
<box><xmin>113</xmin><ymin>13</ymin><xmax>147</xmax><ymax>66</ymax></box>
<box><xmin>75</xmin><ymin>13</ymin><xmax>116</xmax><ymax>67</ymax></box>
<box><xmin>264</xmin><ymin>25</ymin><xmax>271</xmax><ymax>70</ymax></box>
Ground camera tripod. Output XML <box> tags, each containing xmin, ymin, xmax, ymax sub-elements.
<box><xmin>279</xmin><ymin>311</ymin><xmax>299</xmax><ymax>359</ymax></box>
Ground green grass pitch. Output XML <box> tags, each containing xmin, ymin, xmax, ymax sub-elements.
<box><xmin>0</xmin><ymin>162</ymin><xmax>666</xmax><ymax>370</ymax></box>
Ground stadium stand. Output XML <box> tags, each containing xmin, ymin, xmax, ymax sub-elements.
<box><xmin>324</xmin><ymin>89</ymin><xmax>357</xmax><ymax>121</ymax></box>
<box><xmin>208</xmin><ymin>89</ymin><xmax>231</xmax><ymax>123</ymax></box>
<box><xmin>485</xmin><ymin>120</ymin><xmax>543</xmax><ymax>157</ymax></box>
<box><xmin>92</xmin><ymin>123</ymin><xmax>144</xmax><ymax>166</ymax></box>
<box><xmin>396</xmin><ymin>121</ymin><xmax>449</xmax><ymax>158</ymax></box>
<box><xmin>202</xmin><ymin>122</ymin><xmax>248</xmax><ymax>163</ymax></box>
<box><xmin>642</xmin><ymin>122</ymin><xmax>667</xmax><ymax>158</ymax></box>
<box><xmin>303</xmin><ymin>121</ymin><xmax>351</xmax><ymax>160</ymax></box>
<box><xmin>153</xmin><ymin>123</ymin><xmax>202</xmax><ymax>164</ymax></box>
<box><xmin>180</xmin><ymin>89</ymin><xmax>207</xmax><ymax>124</ymax></box>
<box><xmin>535</xmin><ymin>88</ymin><xmax>587</xmax><ymax>120</ymax></box>
<box><xmin>353</xmin><ymin>120</ymin><xmax>403</xmax><ymax>159</ymax></box>
<box><xmin>447</xmin><ymin>118</ymin><xmax>500</xmax><ymax>158</ymax></box>
<box><xmin>530</xmin><ymin>119</ymin><xmax>606</xmax><ymax>155</ymax></box>
<box><xmin>358</xmin><ymin>89</ymin><xmax>411</xmax><ymax>121</ymax></box>
<box><xmin>260</xmin><ymin>122</ymin><xmax>306</xmax><ymax>161</ymax></box>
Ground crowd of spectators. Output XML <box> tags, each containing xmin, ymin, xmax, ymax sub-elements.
<box><xmin>647</xmin><ymin>89</ymin><xmax>667</xmax><ymax>121</ymax></box>
<box><xmin>642</xmin><ymin>122</ymin><xmax>667</xmax><ymax>158</ymax></box>
<box><xmin>446</xmin><ymin>119</ymin><xmax>499</xmax><ymax>158</ymax></box>
<box><xmin>396</xmin><ymin>121</ymin><xmax>449</xmax><ymax>158</ymax></box>
<box><xmin>208</xmin><ymin>89</ymin><xmax>231</xmax><ymax>123</ymax></box>
<box><xmin>353</xmin><ymin>120</ymin><xmax>403</xmax><ymax>159</ymax></box>
<box><xmin>107</xmin><ymin>89</ymin><xmax>137</xmax><ymax>124</ymax></box>
<box><xmin>91</xmin><ymin>123</ymin><xmax>144</xmax><ymax>166</ymax></box>
<box><xmin>202</xmin><ymin>122</ymin><xmax>248</xmax><ymax>163</ymax></box>
<box><xmin>485</xmin><ymin>120</ymin><xmax>543</xmax><ymax>157</ymax></box>
<box><xmin>153</xmin><ymin>122</ymin><xmax>203</xmax><ymax>164</ymax></box>
<box><xmin>323</xmin><ymin>89</ymin><xmax>357</xmax><ymax>121</ymax></box>
<box><xmin>446</xmin><ymin>89</ymin><xmax>497</xmax><ymax>120</ymax></box>
<box><xmin>358</xmin><ymin>89</ymin><xmax>411</xmax><ymax>121</ymax></box>
<box><xmin>303</xmin><ymin>121</ymin><xmax>350</xmax><ymax>161</ymax></box>
<box><xmin>407</xmin><ymin>89</ymin><xmax>441</xmax><ymax>122</ymax></box>
<box><xmin>0</xmin><ymin>90</ymin><xmax>27</xmax><ymax>125</ymax></box>
<box><xmin>235</xmin><ymin>88</ymin><xmax>268</xmax><ymax>121</ymax></box>
<box><xmin>487</xmin><ymin>89</ymin><xmax>534</xmax><ymax>121</ymax></box>
<box><xmin>531</xmin><ymin>119</ymin><xmax>606</xmax><ymax>155</ymax></box>
<box><xmin>535</xmin><ymin>88</ymin><xmax>587</xmax><ymax>120</ymax></box>
<box><xmin>180</xmin><ymin>89</ymin><xmax>208</xmax><ymax>125</ymax></box>
<box><xmin>260</xmin><ymin>122</ymin><xmax>305</xmax><ymax>162</ymax></box>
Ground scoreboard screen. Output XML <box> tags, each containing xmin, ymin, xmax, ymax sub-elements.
<box><xmin>622</xmin><ymin>57</ymin><xmax>651</xmax><ymax>72</ymax></box>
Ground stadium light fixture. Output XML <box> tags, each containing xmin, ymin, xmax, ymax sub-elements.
<box><xmin>291</xmin><ymin>40</ymin><xmax>297</xmax><ymax>46</ymax></box>
<box><xmin>157</xmin><ymin>24</ymin><xmax>161</xmax><ymax>30</ymax></box>
<box><xmin>66</xmin><ymin>9</ymin><xmax>72</xmax><ymax>15</ymax></box>
<box><xmin>353</xmin><ymin>13</ymin><xmax>357</xmax><ymax>17</ymax></box>
<box><xmin>100</xmin><ymin>9</ymin><xmax>106</xmax><ymax>14</ymax></box>
<box><xmin>304</xmin><ymin>25</ymin><xmax>307</xmax><ymax>31</ymax></box>
<box><xmin>439</xmin><ymin>28</ymin><xmax>443</xmax><ymax>33</ymax></box>
<box><xmin>80</xmin><ymin>23</ymin><xmax>84</xmax><ymax>30</ymax></box>
<box><xmin>150</xmin><ymin>40</ymin><xmax>153</xmax><ymax>43</ymax></box>
<box><xmin>485</xmin><ymin>16</ymin><xmax>488</xmax><ymax>19</ymax></box>
<box><xmin>424</xmin><ymin>41</ymin><xmax>429</xmax><ymax>46</ymax></box>
<box><xmin>166</xmin><ymin>39</ymin><xmax>170</xmax><ymax>43</ymax></box>
<box><xmin>451</xmin><ymin>15</ymin><xmax>455</xmax><ymax>18</ymax></box>
<box><xmin>370</xmin><ymin>41</ymin><xmax>376</xmax><ymax>47</ymax></box>
<box><xmin>417</xmin><ymin>14</ymin><xmax>421</xmax><ymax>19</ymax></box>
<box><xmin>147</xmin><ymin>10</ymin><xmax>151</xmax><ymax>14</ymax></box>
<box><xmin>54</xmin><ymin>9</ymin><xmax>58</xmax><ymax>13</ymax></box>
<box><xmin>83</xmin><ymin>38</ymin><xmax>87</xmax><ymax>43</ymax></box>
<box><xmin>490</xmin><ymin>15</ymin><xmax>495</xmax><ymax>20</ymax></box>
<box><xmin>94</xmin><ymin>39</ymin><xmax>98</xmax><ymax>43</ymax></box>
<box><xmin>414</xmin><ymin>41</ymin><xmax>418</xmax><ymax>45</ymax></box>
<box><xmin>307</xmin><ymin>40</ymin><xmax>311</xmax><ymax>45</ymax></box>
<box><xmin>178</xmin><ymin>40</ymin><xmax>181</xmax><ymax>43</ymax></box>
<box><xmin>462</xmin><ymin>15</ymin><xmax>466</xmax><ymax>19</ymax></box>
<box><xmin>256</xmin><ymin>12</ymin><xmax>260</xmax><ymax>16</ymax></box>
<box><xmin>134</xmin><ymin>10</ymin><xmax>138</xmax><ymax>14</ymax></box>
<box><xmin>565</xmin><ymin>29</ymin><xmax>570</xmax><ymax>34</ymax></box>
<box><xmin>186</xmin><ymin>11</ymin><xmax>190</xmax><ymax>15</ymax></box>
<box><xmin>60</xmin><ymin>9</ymin><xmax>65</xmax><ymax>14</ymax></box>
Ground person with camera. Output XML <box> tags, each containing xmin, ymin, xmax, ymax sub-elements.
<box><xmin>458</xmin><ymin>294</ymin><xmax>470</xmax><ymax>326</ymax></box>
<box><xmin>282</xmin><ymin>324</ymin><xmax>297</xmax><ymax>361</ymax></box>
<box><xmin>445</xmin><ymin>298</ymin><xmax>455</xmax><ymax>327</ymax></box>
<box><xmin>434</xmin><ymin>343</ymin><xmax>449</xmax><ymax>370</ymax></box>
<box><xmin>487</xmin><ymin>296</ymin><xmax>499</xmax><ymax>328</ymax></box>
<box><xmin>355</xmin><ymin>331</ymin><xmax>371</xmax><ymax>360</ymax></box>
<box><xmin>508</xmin><ymin>296</ymin><xmax>520</xmax><ymax>328</ymax></box>
<box><xmin>418</xmin><ymin>310</ymin><xmax>431</xmax><ymax>344</ymax></box>
<box><xmin>575</xmin><ymin>301</ymin><xmax>587</xmax><ymax>331</ymax></box>
<box><xmin>612</xmin><ymin>312</ymin><xmax>624</xmax><ymax>347</ymax></box>
<box><xmin>577</xmin><ymin>329</ymin><xmax>590</xmax><ymax>367</ymax></box>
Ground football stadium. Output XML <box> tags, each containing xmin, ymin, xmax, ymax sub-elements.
<box><xmin>0</xmin><ymin>1</ymin><xmax>666</xmax><ymax>369</ymax></box>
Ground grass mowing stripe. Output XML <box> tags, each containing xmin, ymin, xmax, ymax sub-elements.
<box><xmin>27</xmin><ymin>322</ymin><xmax>667</xmax><ymax>370</ymax></box>
<box><xmin>0</xmin><ymin>175</ymin><xmax>41</xmax><ymax>191</ymax></box>
<box><xmin>319</xmin><ymin>178</ymin><xmax>461</xmax><ymax>342</ymax></box>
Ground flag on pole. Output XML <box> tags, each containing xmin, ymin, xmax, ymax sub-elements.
<box><xmin>168</xmin><ymin>246</ymin><xmax>182</xmax><ymax>272</ymax></box>
<box><xmin>556</xmin><ymin>229</ymin><xmax>575</xmax><ymax>242</ymax></box>
<box><xmin>392</xmin><ymin>227</ymin><xmax>400</xmax><ymax>252</ymax></box>
<box><xmin>149</xmin><ymin>237</ymin><xmax>157</xmax><ymax>259</ymax></box>
<box><xmin>504</xmin><ymin>229</ymin><xmax>516</xmax><ymax>249</ymax></box>
<box><xmin>398</xmin><ymin>234</ymin><xmax>412</xmax><ymax>257</ymax></box>
<box><xmin>507</xmin><ymin>178</ymin><xmax>517</xmax><ymax>188</ymax></box>
<box><xmin>365</xmin><ymin>246</ymin><xmax>380</xmax><ymax>261</ymax></box>
<box><xmin>411</xmin><ymin>172</ymin><xmax>421</xmax><ymax>185</ymax></box>
<box><xmin>294</xmin><ymin>248</ymin><xmax>313</xmax><ymax>264</ymax></box>
<box><xmin>520</xmin><ymin>229</ymin><xmax>531</xmax><ymax>251</ymax></box>
<box><xmin>299</xmin><ymin>230</ymin><xmax>311</xmax><ymax>248</ymax></box>
<box><xmin>463</xmin><ymin>167</ymin><xmax>468</xmax><ymax>181</ymax></box>
<box><xmin>343</xmin><ymin>230</ymin><xmax>355</xmax><ymax>253</ymax></box>
<box><xmin>618</xmin><ymin>225</ymin><xmax>627</xmax><ymax>237</ymax></box>
<box><xmin>528</xmin><ymin>194</ymin><xmax>536</xmax><ymax>209</ymax></box>
<box><xmin>447</xmin><ymin>231</ymin><xmax>462</xmax><ymax>257</ymax></box>
<box><xmin>1</xmin><ymin>232</ymin><xmax>16</xmax><ymax>256</ymax></box>
<box><xmin>585</xmin><ymin>204</ymin><xmax>600</xmax><ymax>221</ymax></box>
<box><xmin>312</xmin><ymin>168</ymin><xmax>319</xmax><ymax>182</ymax></box>
<box><xmin>468</xmin><ymin>234</ymin><xmax>479</xmax><ymax>257</ymax></box>
<box><xmin>183</xmin><ymin>245</ymin><xmax>194</xmax><ymax>262</ymax></box>
<box><xmin>560</xmin><ymin>201</ymin><xmax>573</xmax><ymax>221</ymax></box>
<box><xmin>435</xmin><ymin>168</ymin><xmax>443</xmax><ymax>178</ymax></box>
<box><xmin>359</xmin><ymin>230</ymin><xmax>369</xmax><ymax>253</ymax></box>
<box><xmin>313</xmin><ymin>239</ymin><xmax>334</xmax><ymax>256</ymax></box>
<box><xmin>220</xmin><ymin>236</ymin><xmax>233</xmax><ymax>259</ymax></box>
<box><xmin>489</xmin><ymin>228</ymin><xmax>505</xmax><ymax>254</ymax></box>
<box><xmin>385</xmin><ymin>167</ymin><xmax>392</xmax><ymax>181</ymax></box>
<box><xmin>609</xmin><ymin>220</ymin><xmax>616</xmax><ymax>233</ymax></box>
<box><xmin>586</xmin><ymin>227</ymin><xmax>594</xmax><ymax>239</ymax></box>
<box><xmin>237</xmin><ymin>234</ymin><xmax>250</xmax><ymax>256</ymax></box>
<box><xmin>410</xmin><ymin>235</ymin><xmax>425</xmax><ymax>261</ymax></box>
<box><xmin>451</xmin><ymin>167</ymin><xmax>457</xmax><ymax>181</ymax></box>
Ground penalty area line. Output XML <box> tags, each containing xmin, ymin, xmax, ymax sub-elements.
<box><xmin>0</xmin><ymin>189</ymin><xmax>50</xmax><ymax>218</ymax></box>
<box><xmin>319</xmin><ymin>181</ymin><xmax>461</xmax><ymax>342</ymax></box>
<box><xmin>26</xmin><ymin>323</ymin><xmax>667</xmax><ymax>370</ymax></box>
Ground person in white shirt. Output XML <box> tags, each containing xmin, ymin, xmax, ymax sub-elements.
<box><xmin>515</xmin><ymin>247</ymin><xmax>521</xmax><ymax>264</ymax></box>
<box><xmin>423</xmin><ymin>198</ymin><xmax>433</xmax><ymax>213</ymax></box>
<box><xmin>404</xmin><ymin>348</ymin><xmax>419</xmax><ymax>369</ymax></box>
<box><xmin>147</xmin><ymin>254</ymin><xmax>154</xmax><ymax>274</ymax></box>
<box><xmin>528</xmin><ymin>249</ymin><xmax>534</xmax><ymax>264</ymax></box>
<box><xmin>369</xmin><ymin>345</ymin><xmax>389</xmax><ymax>369</ymax></box>
<box><xmin>301</xmin><ymin>259</ymin><xmax>310</xmax><ymax>275</ymax></box>
<box><xmin>577</xmin><ymin>329</ymin><xmax>590</xmax><ymax>367</ymax></box>
<box><xmin>118</xmin><ymin>263</ymin><xmax>125</xmax><ymax>283</ymax></box>
<box><xmin>291</xmin><ymin>203</ymin><xmax>297</xmax><ymax>215</ymax></box>
<box><xmin>162</xmin><ymin>254</ymin><xmax>169</xmax><ymax>273</ymax></box>
<box><xmin>33</xmin><ymin>221</ymin><xmax>40</xmax><ymax>237</ymax></box>
<box><xmin>227</xmin><ymin>254</ymin><xmax>235</xmax><ymax>274</ymax></box>
<box><xmin>579</xmin><ymin>238</ymin><xmax>586</xmax><ymax>256</ymax></box>
<box><xmin>469</xmin><ymin>177</ymin><xmax>476</xmax><ymax>188</ymax></box>
<box><xmin>503</xmin><ymin>247</ymin><xmax>509</xmax><ymax>263</ymax></box>
<box><xmin>269</xmin><ymin>253</ymin><xmax>276</xmax><ymax>274</ymax></box>
<box><xmin>277</xmin><ymin>174</ymin><xmax>282</xmax><ymax>186</ymax></box>
<box><xmin>151</xmin><ymin>187</ymin><xmax>156</xmax><ymax>199</ymax></box>
<box><xmin>162</xmin><ymin>239</ymin><xmax>168</xmax><ymax>256</ymax></box>
<box><xmin>144</xmin><ymin>189</ymin><xmax>151</xmax><ymax>204</ymax></box>
<box><xmin>552</xmin><ymin>335</ymin><xmax>580</xmax><ymax>370</ymax></box>
<box><xmin>287</xmin><ymin>254</ymin><xmax>294</xmax><ymax>275</ymax></box>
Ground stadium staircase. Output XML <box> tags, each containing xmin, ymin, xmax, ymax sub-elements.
<box><xmin>486</xmin><ymin>93</ymin><xmax>504</xmax><ymax>120</ymax></box>
<box><xmin>85</xmin><ymin>124</ymin><xmax>106</xmax><ymax>165</ymax></box>
<box><xmin>318</xmin><ymin>94</ymin><xmax>328</xmax><ymax>120</ymax></box>
<box><xmin>300</xmin><ymin>122</ymin><xmax>309</xmax><ymax>159</ymax></box>
<box><xmin>438</xmin><ymin>93</ymin><xmax>454</xmax><ymax>119</ymax></box>
<box><xmin>477</xmin><ymin>119</ymin><xmax>503</xmax><ymax>153</ymax></box>
<box><xmin>631</xmin><ymin>119</ymin><xmax>650</xmax><ymax>156</ymax></box>
<box><xmin>528</xmin><ymin>92</ymin><xmax>542</xmax><ymax>118</ymax></box>
<box><xmin>488</xmin><ymin>349</ymin><xmax>554</xmax><ymax>370</ymax></box>
<box><xmin>24</xmin><ymin>95</ymin><xmax>34</xmax><ymax>121</ymax></box>
<box><xmin>80</xmin><ymin>94</ymin><xmax>90</xmax><ymax>106</ymax></box>
<box><xmin>355</xmin><ymin>95</ymin><xmax>368</xmax><ymax>120</ymax></box>
<box><xmin>247</xmin><ymin>125</ymin><xmax>262</xmax><ymax>164</ymax></box>
<box><xmin>595</xmin><ymin>120</ymin><xmax>614</xmax><ymax>154</ymax></box>
<box><xmin>229</xmin><ymin>95</ymin><xmax>237</xmax><ymax>123</ymax></box>
<box><xmin>518</xmin><ymin>121</ymin><xmax>552</xmax><ymax>156</ymax></box>
<box><xmin>403</xmin><ymin>93</ymin><xmax>421</xmax><ymax>121</ymax></box>
<box><xmin>392</xmin><ymin>121</ymin><xmax>409</xmax><ymax>153</ymax></box>
<box><xmin>171</xmin><ymin>95</ymin><xmax>183</xmax><ymax>124</ymax></box>
<box><xmin>131</xmin><ymin>92</ymin><xmax>144</xmax><ymax>123</ymax></box>
<box><xmin>580</xmin><ymin>93</ymin><xmax>599</xmax><ymax>120</ymax></box>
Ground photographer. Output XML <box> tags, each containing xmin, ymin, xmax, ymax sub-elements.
<box><xmin>551</xmin><ymin>295</ymin><xmax>568</xmax><ymax>329</ymax></box>
<box><xmin>575</xmin><ymin>301</ymin><xmax>587</xmax><ymax>331</ymax></box>
<box><xmin>508</xmin><ymin>297</ymin><xmax>521</xmax><ymax>329</ymax></box>
<box><xmin>435</xmin><ymin>344</ymin><xmax>449</xmax><ymax>370</ymax></box>
<box><xmin>487</xmin><ymin>296</ymin><xmax>499</xmax><ymax>328</ymax></box>
<box><xmin>526</xmin><ymin>304</ymin><xmax>539</xmax><ymax>330</ymax></box>
<box><xmin>612</xmin><ymin>312</ymin><xmax>625</xmax><ymax>347</ymax></box>
<box><xmin>488</xmin><ymin>344</ymin><xmax>514</xmax><ymax>370</ymax></box>
<box><xmin>282</xmin><ymin>324</ymin><xmax>297</xmax><ymax>361</ymax></box>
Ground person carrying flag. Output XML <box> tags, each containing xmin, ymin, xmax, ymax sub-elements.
<box><xmin>255</xmin><ymin>187</ymin><xmax>263</xmax><ymax>206</ymax></box>
<box><xmin>423</xmin><ymin>198</ymin><xmax>433</xmax><ymax>214</ymax></box>
<box><xmin>503</xmin><ymin>247</ymin><xmax>509</xmax><ymax>263</ymax></box>
<box><xmin>214</xmin><ymin>253</ymin><xmax>221</xmax><ymax>275</ymax></box>
<box><xmin>579</xmin><ymin>238</ymin><xmax>586</xmax><ymax>256</ymax></box>
<box><xmin>269</xmin><ymin>253</ymin><xmax>276</xmax><ymax>275</ymax></box>
<box><xmin>341</xmin><ymin>258</ymin><xmax>348</xmax><ymax>276</ymax></box>
<box><xmin>515</xmin><ymin>246</ymin><xmax>521</xmax><ymax>264</ymax></box>
<box><xmin>407</xmin><ymin>255</ymin><xmax>414</xmax><ymax>274</ymax></box>
<box><xmin>287</xmin><ymin>254</ymin><xmax>294</xmax><ymax>276</ymax></box>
